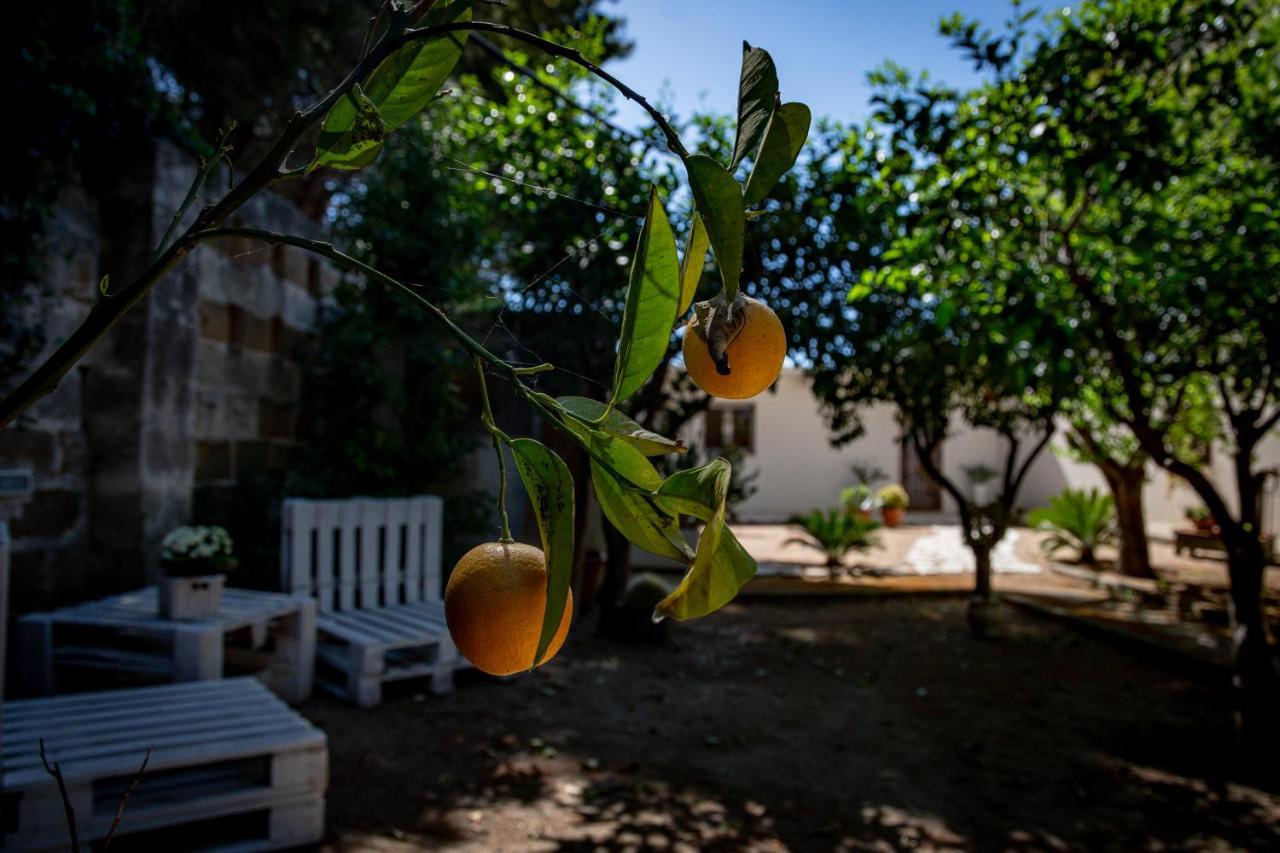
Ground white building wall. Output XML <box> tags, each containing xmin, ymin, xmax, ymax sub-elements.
<box><xmin>689</xmin><ymin>368</ymin><xmax>1280</xmax><ymax>536</ymax></box>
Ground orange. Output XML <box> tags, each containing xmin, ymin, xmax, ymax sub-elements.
<box><xmin>682</xmin><ymin>297</ymin><xmax>786</xmax><ymax>400</ymax></box>
<box><xmin>444</xmin><ymin>541</ymin><xmax>573</xmax><ymax>676</ymax></box>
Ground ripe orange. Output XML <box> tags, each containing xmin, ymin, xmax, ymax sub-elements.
<box><xmin>682</xmin><ymin>297</ymin><xmax>786</xmax><ymax>400</ymax></box>
<box><xmin>444</xmin><ymin>541</ymin><xmax>573</xmax><ymax>676</ymax></box>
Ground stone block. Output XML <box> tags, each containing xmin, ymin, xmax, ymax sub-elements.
<box><xmin>282</xmin><ymin>279</ymin><xmax>320</xmax><ymax>332</ymax></box>
<box><xmin>200</xmin><ymin>299</ymin><xmax>231</xmax><ymax>342</ymax></box>
<box><xmin>240</xmin><ymin>311</ymin><xmax>276</xmax><ymax>352</ymax></box>
<box><xmin>197</xmin><ymin>340</ymin><xmax>229</xmax><ymax>387</ymax></box>
<box><xmin>11</xmin><ymin>489</ymin><xmax>82</xmax><ymax>538</ymax></box>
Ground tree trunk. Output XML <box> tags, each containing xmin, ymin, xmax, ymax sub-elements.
<box><xmin>1107</xmin><ymin>464</ymin><xmax>1155</xmax><ymax>579</ymax></box>
<box><xmin>966</xmin><ymin>541</ymin><xmax>1001</xmax><ymax>638</ymax></box>
<box><xmin>1221</xmin><ymin>528</ymin><xmax>1280</xmax><ymax>765</ymax></box>
<box><xmin>972</xmin><ymin>539</ymin><xmax>993</xmax><ymax>601</ymax></box>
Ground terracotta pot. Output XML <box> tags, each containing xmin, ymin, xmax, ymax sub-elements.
<box><xmin>882</xmin><ymin>507</ymin><xmax>905</xmax><ymax>528</ymax></box>
<box><xmin>854</xmin><ymin>509</ymin><xmax>873</xmax><ymax>523</ymax></box>
<box><xmin>1192</xmin><ymin>516</ymin><xmax>1216</xmax><ymax>532</ymax></box>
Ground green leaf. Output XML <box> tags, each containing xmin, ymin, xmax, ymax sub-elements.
<box><xmin>612</xmin><ymin>188</ymin><xmax>681</xmax><ymax>404</ymax></box>
<box><xmin>508</xmin><ymin>438</ymin><xmax>575</xmax><ymax>668</ymax></box>
<box><xmin>653</xmin><ymin>459</ymin><xmax>758</xmax><ymax>620</ymax></box>
<box><xmin>678</xmin><ymin>213</ymin><xmax>710</xmax><ymax>316</ymax></box>
<box><xmin>743</xmin><ymin>101</ymin><xmax>811</xmax><ymax>207</ymax></box>
<box><xmin>313</xmin><ymin>84</ymin><xmax>386</xmax><ymax>171</ymax></box>
<box><xmin>847</xmin><ymin>283</ymin><xmax>873</xmax><ymax>303</ymax></box>
<box><xmin>557</xmin><ymin>396</ymin><xmax>686</xmax><ymax>456</ymax></box>
<box><xmin>731</xmin><ymin>42</ymin><xmax>779</xmax><ymax>170</ymax></box>
<box><xmin>585</xmin><ymin>431</ymin><xmax>692</xmax><ymax>561</ymax></box>
<box><xmin>685</xmin><ymin>155</ymin><xmax>745</xmax><ymax>301</ymax></box>
<box><xmin>363</xmin><ymin>0</ymin><xmax>472</xmax><ymax>131</ymax></box>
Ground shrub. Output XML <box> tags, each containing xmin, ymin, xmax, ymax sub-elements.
<box><xmin>840</xmin><ymin>483</ymin><xmax>874</xmax><ymax>515</ymax></box>
<box><xmin>876</xmin><ymin>484</ymin><xmax>910</xmax><ymax>510</ymax></box>
<box><xmin>1027</xmin><ymin>488</ymin><xmax>1117</xmax><ymax>564</ymax></box>
<box><xmin>787</xmin><ymin>509</ymin><xmax>881</xmax><ymax>577</ymax></box>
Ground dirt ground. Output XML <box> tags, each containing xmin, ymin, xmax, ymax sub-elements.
<box><xmin>311</xmin><ymin>596</ymin><xmax>1280</xmax><ymax>852</ymax></box>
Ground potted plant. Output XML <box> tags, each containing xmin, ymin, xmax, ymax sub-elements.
<box><xmin>840</xmin><ymin>484</ymin><xmax>875</xmax><ymax>522</ymax></box>
<box><xmin>1184</xmin><ymin>506</ymin><xmax>1216</xmax><ymax>532</ymax></box>
<box><xmin>876</xmin><ymin>484</ymin><xmax>910</xmax><ymax>528</ymax></box>
<box><xmin>964</xmin><ymin>464</ymin><xmax>998</xmax><ymax>506</ymax></box>
<box><xmin>158</xmin><ymin>525</ymin><xmax>237</xmax><ymax>620</ymax></box>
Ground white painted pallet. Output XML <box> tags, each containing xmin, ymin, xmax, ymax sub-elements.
<box><xmin>1</xmin><ymin>678</ymin><xmax>326</xmax><ymax>851</ymax></box>
<box><xmin>16</xmin><ymin>587</ymin><xmax>316</xmax><ymax>704</ymax></box>
<box><xmin>281</xmin><ymin>496</ymin><xmax>462</xmax><ymax>707</ymax></box>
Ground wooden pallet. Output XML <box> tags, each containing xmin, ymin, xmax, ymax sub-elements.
<box><xmin>281</xmin><ymin>496</ymin><xmax>463</xmax><ymax>707</ymax></box>
<box><xmin>16</xmin><ymin>588</ymin><xmax>315</xmax><ymax>703</ymax></box>
<box><xmin>1</xmin><ymin>678</ymin><xmax>326</xmax><ymax>851</ymax></box>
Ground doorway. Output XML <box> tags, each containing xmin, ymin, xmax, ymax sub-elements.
<box><xmin>901</xmin><ymin>438</ymin><xmax>943</xmax><ymax>511</ymax></box>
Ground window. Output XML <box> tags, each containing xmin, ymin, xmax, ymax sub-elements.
<box><xmin>732</xmin><ymin>407</ymin><xmax>755</xmax><ymax>453</ymax></box>
<box><xmin>704</xmin><ymin>405</ymin><xmax>755</xmax><ymax>453</ymax></box>
<box><xmin>705</xmin><ymin>409</ymin><xmax>724</xmax><ymax>449</ymax></box>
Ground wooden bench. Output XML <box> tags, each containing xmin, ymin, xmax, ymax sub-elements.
<box><xmin>281</xmin><ymin>496</ymin><xmax>463</xmax><ymax>707</ymax></box>
<box><xmin>1174</xmin><ymin>527</ymin><xmax>1276</xmax><ymax>562</ymax></box>
<box><xmin>1</xmin><ymin>522</ymin><xmax>327</xmax><ymax>851</ymax></box>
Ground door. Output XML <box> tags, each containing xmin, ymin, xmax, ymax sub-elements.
<box><xmin>901</xmin><ymin>438</ymin><xmax>943</xmax><ymax>511</ymax></box>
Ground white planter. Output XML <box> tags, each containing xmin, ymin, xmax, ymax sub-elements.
<box><xmin>159</xmin><ymin>574</ymin><xmax>225</xmax><ymax>620</ymax></box>
<box><xmin>972</xmin><ymin>482</ymin><xmax>994</xmax><ymax>505</ymax></box>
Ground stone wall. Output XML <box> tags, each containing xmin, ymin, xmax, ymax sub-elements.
<box><xmin>0</xmin><ymin>140</ymin><xmax>339</xmax><ymax>613</ymax></box>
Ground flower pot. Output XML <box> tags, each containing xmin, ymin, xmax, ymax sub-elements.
<box><xmin>854</xmin><ymin>509</ymin><xmax>873</xmax><ymax>523</ymax></box>
<box><xmin>1192</xmin><ymin>516</ymin><xmax>1216</xmax><ymax>532</ymax></box>
<box><xmin>159</xmin><ymin>573</ymin><xmax>225</xmax><ymax>620</ymax></box>
<box><xmin>881</xmin><ymin>507</ymin><xmax>905</xmax><ymax>528</ymax></box>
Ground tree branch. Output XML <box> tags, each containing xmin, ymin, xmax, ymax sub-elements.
<box><xmin>402</xmin><ymin>21</ymin><xmax>689</xmax><ymax>159</ymax></box>
<box><xmin>40</xmin><ymin>738</ymin><xmax>79</xmax><ymax>853</ymax></box>
<box><xmin>0</xmin><ymin>15</ymin><xmax>688</xmax><ymax>428</ymax></box>
<box><xmin>1009</xmin><ymin>420</ymin><xmax>1055</xmax><ymax>500</ymax></box>
<box><xmin>102</xmin><ymin>748</ymin><xmax>152</xmax><ymax>850</ymax></box>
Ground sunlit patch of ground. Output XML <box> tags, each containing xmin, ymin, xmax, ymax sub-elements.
<box><xmin>313</xmin><ymin>597</ymin><xmax>1279</xmax><ymax>852</ymax></box>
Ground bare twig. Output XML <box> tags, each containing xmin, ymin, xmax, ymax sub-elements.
<box><xmin>102</xmin><ymin>747</ymin><xmax>152</xmax><ymax>850</ymax></box>
<box><xmin>39</xmin><ymin>738</ymin><xmax>79</xmax><ymax>853</ymax></box>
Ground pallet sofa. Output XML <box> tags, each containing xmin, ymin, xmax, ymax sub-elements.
<box><xmin>280</xmin><ymin>496</ymin><xmax>463</xmax><ymax>707</ymax></box>
<box><xmin>0</xmin><ymin>523</ymin><xmax>328</xmax><ymax>851</ymax></box>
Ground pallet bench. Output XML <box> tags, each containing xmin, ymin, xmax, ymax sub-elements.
<box><xmin>1</xmin><ymin>678</ymin><xmax>326</xmax><ymax>851</ymax></box>
<box><xmin>282</xmin><ymin>496</ymin><xmax>464</xmax><ymax>707</ymax></box>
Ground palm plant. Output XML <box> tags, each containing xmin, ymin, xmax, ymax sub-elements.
<box><xmin>787</xmin><ymin>509</ymin><xmax>881</xmax><ymax>578</ymax></box>
<box><xmin>1027</xmin><ymin>488</ymin><xmax>1117</xmax><ymax>565</ymax></box>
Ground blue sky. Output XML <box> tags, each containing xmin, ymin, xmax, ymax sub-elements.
<box><xmin>602</xmin><ymin>0</ymin><xmax>1039</xmax><ymax>127</ymax></box>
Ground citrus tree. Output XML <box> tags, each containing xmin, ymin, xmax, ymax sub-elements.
<box><xmin>0</xmin><ymin>0</ymin><xmax>810</xmax><ymax>673</ymax></box>
<box><xmin>931</xmin><ymin>0</ymin><xmax>1280</xmax><ymax>759</ymax></box>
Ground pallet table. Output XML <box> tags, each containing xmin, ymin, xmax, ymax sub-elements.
<box><xmin>16</xmin><ymin>587</ymin><xmax>316</xmax><ymax>704</ymax></box>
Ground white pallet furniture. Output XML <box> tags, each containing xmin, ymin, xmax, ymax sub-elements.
<box><xmin>0</xmin><ymin>522</ymin><xmax>327</xmax><ymax>850</ymax></box>
<box><xmin>16</xmin><ymin>587</ymin><xmax>316</xmax><ymax>704</ymax></box>
<box><xmin>2</xmin><ymin>679</ymin><xmax>326</xmax><ymax>851</ymax></box>
<box><xmin>281</xmin><ymin>496</ymin><xmax>461</xmax><ymax>707</ymax></box>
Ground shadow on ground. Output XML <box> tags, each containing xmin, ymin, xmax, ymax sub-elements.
<box><xmin>312</xmin><ymin>596</ymin><xmax>1279</xmax><ymax>852</ymax></box>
